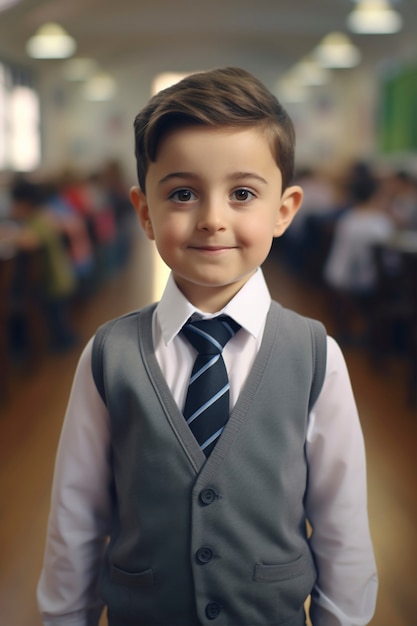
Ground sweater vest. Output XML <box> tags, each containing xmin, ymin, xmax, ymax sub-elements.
<box><xmin>92</xmin><ymin>301</ymin><xmax>327</xmax><ymax>626</ymax></box>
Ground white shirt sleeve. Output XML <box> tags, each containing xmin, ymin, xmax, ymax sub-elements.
<box><xmin>37</xmin><ymin>338</ymin><xmax>111</xmax><ymax>626</ymax></box>
<box><xmin>306</xmin><ymin>336</ymin><xmax>378</xmax><ymax>625</ymax></box>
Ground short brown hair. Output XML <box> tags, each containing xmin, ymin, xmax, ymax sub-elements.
<box><xmin>133</xmin><ymin>67</ymin><xmax>296</xmax><ymax>192</ymax></box>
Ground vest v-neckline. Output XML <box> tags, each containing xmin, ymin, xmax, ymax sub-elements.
<box><xmin>137</xmin><ymin>303</ymin><xmax>280</xmax><ymax>475</ymax></box>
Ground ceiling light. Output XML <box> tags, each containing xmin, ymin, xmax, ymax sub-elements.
<box><xmin>292</xmin><ymin>58</ymin><xmax>331</xmax><ymax>86</ymax></box>
<box><xmin>83</xmin><ymin>72</ymin><xmax>116</xmax><ymax>101</ymax></box>
<box><xmin>276</xmin><ymin>77</ymin><xmax>308</xmax><ymax>104</ymax></box>
<box><xmin>315</xmin><ymin>32</ymin><xmax>361</xmax><ymax>68</ymax></box>
<box><xmin>63</xmin><ymin>57</ymin><xmax>97</xmax><ymax>81</ymax></box>
<box><xmin>347</xmin><ymin>0</ymin><xmax>403</xmax><ymax>34</ymax></box>
<box><xmin>26</xmin><ymin>22</ymin><xmax>76</xmax><ymax>59</ymax></box>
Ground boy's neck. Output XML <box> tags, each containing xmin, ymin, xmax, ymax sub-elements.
<box><xmin>174</xmin><ymin>275</ymin><xmax>254</xmax><ymax>314</ymax></box>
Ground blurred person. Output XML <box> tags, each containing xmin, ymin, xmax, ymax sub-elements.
<box><xmin>101</xmin><ymin>159</ymin><xmax>136</xmax><ymax>268</ymax></box>
<box><xmin>279</xmin><ymin>167</ymin><xmax>341</xmax><ymax>278</ymax></box>
<box><xmin>38</xmin><ymin>67</ymin><xmax>377</xmax><ymax>626</ymax></box>
<box><xmin>289</xmin><ymin>168</ymin><xmax>338</xmax><ymax>237</ymax></box>
<box><xmin>0</xmin><ymin>178</ymin><xmax>12</xmax><ymax>219</ymax></box>
<box><xmin>101</xmin><ymin>158</ymin><xmax>133</xmax><ymax>224</ymax></box>
<box><xmin>84</xmin><ymin>171</ymin><xmax>118</xmax><ymax>279</ymax></box>
<box><xmin>43</xmin><ymin>179</ymin><xmax>95</xmax><ymax>286</ymax></box>
<box><xmin>60</xmin><ymin>168</ymin><xmax>119</xmax><ymax>283</ymax></box>
<box><xmin>324</xmin><ymin>166</ymin><xmax>394</xmax><ymax>342</ymax></box>
<box><xmin>8</xmin><ymin>178</ymin><xmax>79</xmax><ymax>354</ymax></box>
<box><xmin>84</xmin><ymin>172</ymin><xmax>117</xmax><ymax>245</ymax></box>
<box><xmin>59</xmin><ymin>168</ymin><xmax>91</xmax><ymax>217</ymax></box>
<box><xmin>383</xmin><ymin>170</ymin><xmax>417</xmax><ymax>231</ymax></box>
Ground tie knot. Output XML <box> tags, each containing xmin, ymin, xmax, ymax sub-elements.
<box><xmin>181</xmin><ymin>315</ymin><xmax>240</xmax><ymax>355</ymax></box>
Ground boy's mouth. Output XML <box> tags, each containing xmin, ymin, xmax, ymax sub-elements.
<box><xmin>189</xmin><ymin>245</ymin><xmax>236</xmax><ymax>253</ymax></box>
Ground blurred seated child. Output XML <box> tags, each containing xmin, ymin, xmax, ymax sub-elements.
<box><xmin>323</xmin><ymin>166</ymin><xmax>394</xmax><ymax>343</ymax></box>
<box><xmin>279</xmin><ymin>168</ymin><xmax>338</xmax><ymax>275</ymax></box>
<box><xmin>9</xmin><ymin>178</ymin><xmax>79</xmax><ymax>354</ymax></box>
<box><xmin>383</xmin><ymin>170</ymin><xmax>417</xmax><ymax>231</ymax></box>
<box><xmin>43</xmin><ymin>180</ymin><xmax>95</xmax><ymax>284</ymax></box>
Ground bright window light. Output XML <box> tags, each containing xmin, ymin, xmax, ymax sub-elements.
<box><xmin>10</xmin><ymin>86</ymin><xmax>41</xmax><ymax>171</ymax></box>
<box><xmin>0</xmin><ymin>64</ymin><xmax>7</xmax><ymax>169</ymax></box>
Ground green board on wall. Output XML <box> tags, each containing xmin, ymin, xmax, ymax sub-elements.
<box><xmin>379</xmin><ymin>62</ymin><xmax>417</xmax><ymax>153</ymax></box>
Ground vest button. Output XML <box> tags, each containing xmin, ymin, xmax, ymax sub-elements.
<box><xmin>199</xmin><ymin>488</ymin><xmax>217</xmax><ymax>505</ymax></box>
<box><xmin>196</xmin><ymin>546</ymin><xmax>214</xmax><ymax>564</ymax></box>
<box><xmin>206</xmin><ymin>602</ymin><xmax>221</xmax><ymax>619</ymax></box>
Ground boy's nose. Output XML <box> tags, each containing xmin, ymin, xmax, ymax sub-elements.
<box><xmin>197</xmin><ymin>199</ymin><xmax>226</xmax><ymax>232</ymax></box>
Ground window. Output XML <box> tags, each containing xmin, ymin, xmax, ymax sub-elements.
<box><xmin>0</xmin><ymin>60</ymin><xmax>41</xmax><ymax>171</ymax></box>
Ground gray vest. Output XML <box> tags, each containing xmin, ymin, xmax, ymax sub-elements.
<box><xmin>92</xmin><ymin>301</ymin><xmax>327</xmax><ymax>626</ymax></box>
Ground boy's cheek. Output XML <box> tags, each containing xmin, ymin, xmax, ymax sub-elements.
<box><xmin>238</xmin><ymin>218</ymin><xmax>277</xmax><ymax>241</ymax></box>
<box><xmin>153</xmin><ymin>226</ymin><xmax>181</xmax><ymax>249</ymax></box>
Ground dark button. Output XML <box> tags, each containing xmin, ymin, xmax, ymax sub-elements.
<box><xmin>196</xmin><ymin>546</ymin><xmax>214</xmax><ymax>564</ymax></box>
<box><xmin>206</xmin><ymin>602</ymin><xmax>221</xmax><ymax>620</ymax></box>
<box><xmin>199</xmin><ymin>488</ymin><xmax>217</xmax><ymax>505</ymax></box>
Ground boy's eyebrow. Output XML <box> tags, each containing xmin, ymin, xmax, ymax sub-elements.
<box><xmin>158</xmin><ymin>172</ymin><xmax>198</xmax><ymax>186</ymax></box>
<box><xmin>229</xmin><ymin>172</ymin><xmax>268</xmax><ymax>185</ymax></box>
<box><xmin>158</xmin><ymin>171</ymin><xmax>269</xmax><ymax>186</ymax></box>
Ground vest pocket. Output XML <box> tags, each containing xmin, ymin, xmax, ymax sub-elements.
<box><xmin>252</xmin><ymin>553</ymin><xmax>315</xmax><ymax>622</ymax></box>
<box><xmin>253</xmin><ymin>553</ymin><xmax>308</xmax><ymax>582</ymax></box>
<box><xmin>110</xmin><ymin>565</ymin><xmax>155</xmax><ymax>588</ymax></box>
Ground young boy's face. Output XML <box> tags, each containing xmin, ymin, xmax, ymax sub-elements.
<box><xmin>131</xmin><ymin>125</ymin><xmax>302</xmax><ymax>312</ymax></box>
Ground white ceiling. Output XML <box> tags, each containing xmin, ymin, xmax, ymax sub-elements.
<box><xmin>0</xmin><ymin>0</ymin><xmax>415</xmax><ymax>87</ymax></box>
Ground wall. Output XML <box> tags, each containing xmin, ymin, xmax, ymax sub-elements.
<box><xmin>38</xmin><ymin>58</ymin><xmax>157</xmax><ymax>184</ymax></box>
<box><xmin>36</xmin><ymin>57</ymin><xmax>415</xmax><ymax>182</ymax></box>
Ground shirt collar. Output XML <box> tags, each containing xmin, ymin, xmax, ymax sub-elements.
<box><xmin>156</xmin><ymin>268</ymin><xmax>271</xmax><ymax>345</ymax></box>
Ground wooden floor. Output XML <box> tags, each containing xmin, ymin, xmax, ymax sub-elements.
<box><xmin>0</xmin><ymin>229</ymin><xmax>416</xmax><ymax>626</ymax></box>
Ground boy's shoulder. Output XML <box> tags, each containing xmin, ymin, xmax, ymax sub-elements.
<box><xmin>95</xmin><ymin>303</ymin><xmax>156</xmax><ymax>335</ymax></box>
<box><xmin>91</xmin><ymin>304</ymin><xmax>156</xmax><ymax>400</ymax></box>
<box><xmin>269</xmin><ymin>299</ymin><xmax>326</xmax><ymax>337</ymax></box>
<box><xmin>269</xmin><ymin>301</ymin><xmax>327</xmax><ymax>411</ymax></box>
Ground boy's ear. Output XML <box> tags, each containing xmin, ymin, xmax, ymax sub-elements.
<box><xmin>129</xmin><ymin>186</ymin><xmax>155</xmax><ymax>240</ymax></box>
<box><xmin>273</xmin><ymin>185</ymin><xmax>303</xmax><ymax>237</ymax></box>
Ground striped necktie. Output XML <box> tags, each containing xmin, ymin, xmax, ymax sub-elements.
<box><xmin>181</xmin><ymin>316</ymin><xmax>241</xmax><ymax>457</ymax></box>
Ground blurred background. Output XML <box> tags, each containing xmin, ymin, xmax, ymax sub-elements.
<box><xmin>0</xmin><ymin>1</ymin><xmax>416</xmax><ymax>625</ymax></box>
<box><xmin>0</xmin><ymin>0</ymin><xmax>416</xmax><ymax>179</ymax></box>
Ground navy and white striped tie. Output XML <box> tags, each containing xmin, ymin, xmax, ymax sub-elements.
<box><xmin>181</xmin><ymin>316</ymin><xmax>241</xmax><ymax>457</ymax></box>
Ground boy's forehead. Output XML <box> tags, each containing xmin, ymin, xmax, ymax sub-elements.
<box><xmin>147</xmin><ymin>125</ymin><xmax>282</xmax><ymax>185</ymax></box>
<box><xmin>156</xmin><ymin>124</ymin><xmax>275</xmax><ymax>161</ymax></box>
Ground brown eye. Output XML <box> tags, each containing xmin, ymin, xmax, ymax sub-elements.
<box><xmin>170</xmin><ymin>189</ymin><xmax>194</xmax><ymax>202</ymax></box>
<box><xmin>232</xmin><ymin>188</ymin><xmax>255</xmax><ymax>202</ymax></box>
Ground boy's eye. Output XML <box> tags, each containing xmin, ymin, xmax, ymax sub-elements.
<box><xmin>232</xmin><ymin>188</ymin><xmax>255</xmax><ymax>202</ymax></box>
<box><xmin>169</xmin><ymin>189</ymin><xmax>196</xmax><ymax>202</ymax></box>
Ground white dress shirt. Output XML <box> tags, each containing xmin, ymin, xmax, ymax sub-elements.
<box><xmin>37</xmin><ymin>269</ymin><xmax>378</xmax><ymax>626</ymax></box>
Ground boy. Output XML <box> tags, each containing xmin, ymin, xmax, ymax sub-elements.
<box><xmin>38</xmin><ymin>67</ymin><xmax>378</xmax><ymax>625</ymax></box>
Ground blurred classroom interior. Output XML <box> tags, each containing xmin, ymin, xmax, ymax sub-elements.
<box><xmin>0</xmin><ymin>1</ymin><xmax>416</xmax><ymax>625</ymax></box>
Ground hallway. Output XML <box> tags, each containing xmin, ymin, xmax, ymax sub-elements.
<box><xmin>0</xmin><ymin>228</ymin><xmax>416</xmax><ymax>626</ymax></box>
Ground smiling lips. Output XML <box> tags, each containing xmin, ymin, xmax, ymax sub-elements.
<box><xmin>189</xmin><ymin>244</ymin><xmax>236</xmax><ymax>252</ymax></box>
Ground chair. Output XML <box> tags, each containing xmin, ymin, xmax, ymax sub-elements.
<box><xmin>369</xmin><ymin>243</ymin><xmax>417</xmax><ymax>408</ymax></box>
<box><xmin>0</xmin><ymin>253</ymin><xmax>16</xmax><ymax>404</ymax></box>
<box><xmin>6</xmin><ymin>245</ymin><xmax>48</xmax><ymax>371</ymax></box>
